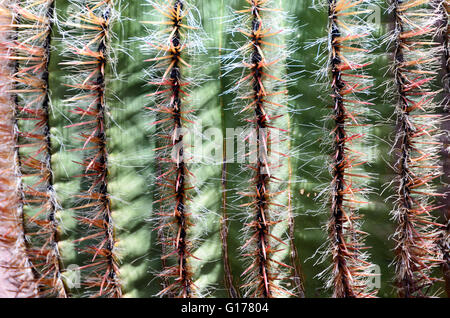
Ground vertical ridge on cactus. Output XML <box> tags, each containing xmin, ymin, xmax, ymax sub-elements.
<box><xmin>143</xmin><ymin>0</ymin><xmax>205</xmax><ymax>298</ymax></box>
<box><xmin>436</xmin><ymin>0</ymin><xmax>450</xmax><ymax>298</ymax></box>
<box><xmin>389</xmin><ymin>0</ymin><xmax>444</xmax><ymax>298</ymax></box>
<box><xmin>9</xmin><ymin>0</ymin><xmax>68</xmax><ymax>298</ymax></box>
<box><xmin>0</xmin><ymin>0</ymin><xmax>37</xmax><ymax>297</ymax></box>
<box><xmin>218</xmin><ymin>3</ymin><xmax>240</xmax><ymax>298</ymax></box>
<box><xmin>286</xmin><ymin>113</ymin><xmax>305</xmax><ymax>298</ymax></box>
<box><xmin>325</xmin><ymin>0</ymin><xmax>377</xmax><ymax>298</ymax></box>
<box><xmin>223</xmin><ymin>0</ymin><xmax>304</xmax><ymax>298</ymax></box>
<box><xmin>61</xmin><ymin>0</ymin><xmax>122</xmax><ymax>298</ymax></box>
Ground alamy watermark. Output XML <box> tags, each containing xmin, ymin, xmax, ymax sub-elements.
<box><xmin>163</xmin><ymin>122</ymin><xmax>285</xmax><ymax>172</ymax></box>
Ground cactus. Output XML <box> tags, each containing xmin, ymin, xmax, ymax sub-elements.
<box><xmin>324</xmin><ymin>0</ymin><xmax>377</xmax><ymax>298</ymax></box>
<box><xmin>388</xmin><ymin>0</ymin><xmax>444</xmax><ymax>297</ymax></box>
<box><xmin>0</xmin><ymin>0</ymin><xmax>449</xmax><ymax>298</ymax></box>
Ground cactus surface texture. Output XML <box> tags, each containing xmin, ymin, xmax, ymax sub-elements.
<box><xmin>0</xmin><ymin>0</ymin><xmax>449</xmax><ymax>298</ymax></box>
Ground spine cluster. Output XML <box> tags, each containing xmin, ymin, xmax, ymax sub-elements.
<box><xmin>62</xmin><ymin>0</ymin><xmax>121</xmax><ymax>297</ymax></box>
<box><xmin>0</xmin><ymin>0</ymin><xmax>36</xmax><ymax>297</ymax></box>
<box><xmin>225</xmin><ymin>0</ymin><xmax>302</xmax><ymax>298</ymax></box>
<box><xmin>144</xmin><ymin>0</ymin><xmax>201</xmax><ymax>298</ymax></box>
<box><xmin>326</xmin><ymin>0</ymin><xmax>376</xmax><ymax>298</ymax></box>
<box><xmin>437</xmin><ymin>0</ymin><xmax>450</xmax><ymax>297</ymax></box>
<box><xmin>7</xmin><ymin>0</ymin><xmax>67</xmax><ymax>297</ymax></box>
<box><xmin>390</xmin><ymin>0</ymin><xmax>444</xmax><ymax>298</ymax></box>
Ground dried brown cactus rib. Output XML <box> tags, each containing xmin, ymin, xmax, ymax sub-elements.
<box><xmin>9</xmin><ymin>0</ymin><xmax>68</xmax><ymax>298</ymax></box>
<box><xmin>62</xmin><ymin>0</ymin><xmax>122</xmax><ymax>298</ymax></box>
<box><xmin>326</xmin><ymin>0</ymin><xmax>377</xmax><ymax>298</ymax></box>
<box><xmin>436</xmin><ymin>0</ymin><xmax>450</xmax><ymax>298</ymax></box>
<box><xmin>0</xmin><ymin>0</ymin><xmax>37</xmax><ymax>298</ymax></box>
<box><xmin>390</xmin><ymin>0</ymin><xmax>444</xmax><ymax>298</ymax></box>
